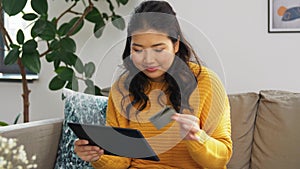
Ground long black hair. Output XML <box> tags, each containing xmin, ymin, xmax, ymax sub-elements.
<box><xmin>118</xmin><ymin>0</ymin><xmax>202</xmax><ymax>120</ymax></box>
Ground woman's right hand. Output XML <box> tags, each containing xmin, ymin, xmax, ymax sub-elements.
<box><xmin>74</xmin><ymin>139</ymin><xmax>104</xmax><ymax>162</ymax></box>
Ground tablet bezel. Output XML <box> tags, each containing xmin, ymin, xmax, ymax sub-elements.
<box><xmin>68</xmin><ymin>122</ymin><xmax>160</xmax><ymax>161</ymax></box>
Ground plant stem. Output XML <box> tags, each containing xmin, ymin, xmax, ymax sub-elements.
<box><xmin>0</xmin><ymin>3</ymin><xmax>31</xmax><ymax>123</ymax></box>
<box><xmin>69</xmin><ymin>10</ymin><xmax>83</xmax><ymax>15</ymax></box>
<box><xmin>17</xmin><ymin>58</ymin><xmax>31</xmax><ymax>123</ymax></box>
<box><xmin>55</xmin><ymin>1</ymin><xmax>78</xmax><ymax>25</ymax></box>
<box><xmin>0</xmin><ymin>15</ymin><xmax>12</xmax><ymax>49</ymax></box>
<box><xmin>40</xmin><ymin>42</ymin><xmax>51</xmax><ymax>57</ymax></box>
<box><xmin>66</xmin><ymin>0</ymin><xmax>94</xmax><ymax>36</ymax></box>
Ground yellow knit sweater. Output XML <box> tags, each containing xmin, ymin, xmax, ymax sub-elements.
<box><xmin>92</xmin><ymin>63</ymin><xmax>232</xmax><ymax>169</ymax></box>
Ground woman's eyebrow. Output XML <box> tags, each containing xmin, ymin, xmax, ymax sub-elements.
<box><xmin>132</xmin><ymin>43</ymin><xmax>166</xmax><ymax>47</ymax></box>
<box><xmin>132</xmin><ymin>43</ymin><xmax>143</xmax><ymax>47</ymax></box>
<box><xmin>151</xmin><ymin>43</ymin><xmax>165</xmax><ymax>47</ymax></box>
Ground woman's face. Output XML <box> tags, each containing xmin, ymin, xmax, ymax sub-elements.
<box><xmin>130</xmin><ymin>29</ymin><xmax>179</xmax><ymax>82</ymax></box>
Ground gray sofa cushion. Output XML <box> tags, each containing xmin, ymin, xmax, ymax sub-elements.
<box><xmin>0</xmin><ymin>118</ymin><xmax>63</xmax><ymax>169</ymax></box>
<box><xmin>251</xmin><ymin>90</ymin><xmax>300</xmax><ymax>169</ymax></box>
<box><xmin>227</xmin><ymin>93</ymin><xmax>259</xmax><ymax>169</ymax></box>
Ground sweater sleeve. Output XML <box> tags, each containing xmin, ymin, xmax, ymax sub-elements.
<box><xmin>185</xmin><ymin>68</ymin><xmax>232</xmax><ymax>168</ymax></box>
<box><xmin>91</xmin><ymin>91</ymin><xmax>131</xmax><ymax>169</ymax></box>
<box><xmin>185</xmin><ymin>98</ymin><xmax>232</xmax><ymax>168</ymax></box>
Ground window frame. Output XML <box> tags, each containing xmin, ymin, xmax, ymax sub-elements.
<box><xmin>0</xmin><ymin>11</ymin><xmax>38</xmax><ymax>81</ymax></box>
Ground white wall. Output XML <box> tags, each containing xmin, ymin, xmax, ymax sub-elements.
<box><xmin>168</xmin><ymin>0</ymin><xmax>300</xmax><ymax>94</ymax></box>
<box><xmin>1</xmin><ymin>0</ymin><xmax>300</xmax><ymax>123</ymax></box>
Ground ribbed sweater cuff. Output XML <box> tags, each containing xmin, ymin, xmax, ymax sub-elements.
<box><xmin>195</xmin><ymin>130</ymin><xmax>210</xmax><ymax>144</ymax></box>
<box><xmin>91</xmin><ymin>156</ymin><xmax>107</xmax><ymax>168</ymax></box>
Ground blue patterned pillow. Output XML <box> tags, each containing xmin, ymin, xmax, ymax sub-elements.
<box><xmin>54</xmin><ymin>89</ymin><xmax>108</xmax><ymax>169</ymax></box>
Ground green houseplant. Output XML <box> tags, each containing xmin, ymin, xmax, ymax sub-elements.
<box><xmin>0</xmin><ymin>0</ymin><xmax>128</xmax><ymax>123</ymax></box>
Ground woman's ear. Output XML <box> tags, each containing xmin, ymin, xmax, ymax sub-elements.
<box><xmin>174</xmin><ymin>37</ymin><xmax>180</xmax><ymax>53</ymax></box>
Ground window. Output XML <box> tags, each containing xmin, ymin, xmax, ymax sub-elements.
<box><xmin>0</xmin><ymin>33</ymin><xmax>37</xmax><ymax>80</ymax></box>
<box><xmin>0</xmin><ymin>8</ymin><xmax>38</xmax><ymax>80</ymax></box>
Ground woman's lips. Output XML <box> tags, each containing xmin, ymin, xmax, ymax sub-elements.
<box><xmin>145</xmin><ymin>66</ymin><xmax>159</xmax><ymax>72</ymax></box>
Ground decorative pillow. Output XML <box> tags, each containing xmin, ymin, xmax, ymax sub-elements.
<box><xmin>54</xmin><ymin>89</ymin><xmax>108</xmax><ymax>169</ymax></box>
<box><xmin>226</xmin><ymin>92</ymin><xmax>259</xmax><ymax>169</ymax></box>
<box><xmin>251</xmin><ymin>90</ymin><xmax>300</xmax><ymax>169</ymax></box>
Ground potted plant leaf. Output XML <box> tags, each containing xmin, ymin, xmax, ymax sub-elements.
<box><xmin>0</xmin><ymin>0</ymin><xmax>128</xmax><ymax>123</ymax></box>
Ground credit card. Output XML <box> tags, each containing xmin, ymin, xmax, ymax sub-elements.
<box><xmin>149</xmin><ymin>107</ymin><xmax>177</xmax><ymax>130</ymax></box>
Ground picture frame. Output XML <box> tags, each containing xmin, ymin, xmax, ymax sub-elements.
<box><xmin>268</xmin><ymin>0</ymin><xmax>300</xmax><ymax>33</ymax></box>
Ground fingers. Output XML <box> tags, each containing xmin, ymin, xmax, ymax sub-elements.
<box><xmin>77</xmin><ymin>149</ymin><xmax>104</xmax><ymax>162</ymax></box>
<box><xmin>188</xmin><ymin>132</ymin><xmax>201</xmax><ymax>140</ymax></box>
<box><xmin>74</xmin><ymin>139</ymin><xmax>104</xmax><ymax>162</ymax></box>
<box><xmin>172</xmin><ymin>113</ymin><xmax>201</xmax><ymax>140</ymax></box>
<box><xmin>172</xmin><ymin>113</ymin><xmax>199</xmax><ymax>124</ymax></box>
<box><xmin>172</xmin><ymin>113</ymin><xmax>200</xmax><ymax>133</ymax></box>
<box><xmin>75</xmin><ymin>144</ymin><xmax>101</xmax><ymax>152</ymax></box>
<box><xmin>75</xmin><ymin>139</ymin><xmax>89</xmax><ymax>146</ymax></box>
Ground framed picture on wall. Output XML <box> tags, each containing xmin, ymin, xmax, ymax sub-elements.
<box><xmin>269</xmin><ymin>0</ymin><xmax>300</xmax><ymax>33</ymax></box>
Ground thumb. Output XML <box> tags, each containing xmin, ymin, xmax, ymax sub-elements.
<box><xmin>90</xmin><ymin>156</ymin><xmax>100</xmax><ymax>162</ymax></box>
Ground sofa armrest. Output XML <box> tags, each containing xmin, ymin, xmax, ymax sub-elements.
<box><xmin>0</xmin><ymin>118</ymin><xmax>63</xmax><ymax>169</ymax></box>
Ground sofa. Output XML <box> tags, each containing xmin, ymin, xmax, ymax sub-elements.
<box><xmin>1</xmin><ymin>90</ymin><xmax>300</xmax><ymax>169</ymax></box>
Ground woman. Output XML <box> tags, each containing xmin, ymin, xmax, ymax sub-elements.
<box><xmin>74</xmin><ymin>1</ymin><xmax>232</xmax><ymax>168</ymax></box>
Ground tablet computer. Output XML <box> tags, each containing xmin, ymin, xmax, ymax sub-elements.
<box><xmin>68</xmin><ymin>122</ymin><xmax>160</xmax><ymax>161</ymax></box>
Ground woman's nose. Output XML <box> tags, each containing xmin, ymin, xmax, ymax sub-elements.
<box><xmin>143</xmin><ymin>49</ymin><xmax>155</xmax><ymax>64</ymax></box>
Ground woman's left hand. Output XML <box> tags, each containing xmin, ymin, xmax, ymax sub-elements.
<box><xmin>172</xmin><ymin>113</ymin><xmax>201</xmax><ymax>141</ymax></box>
